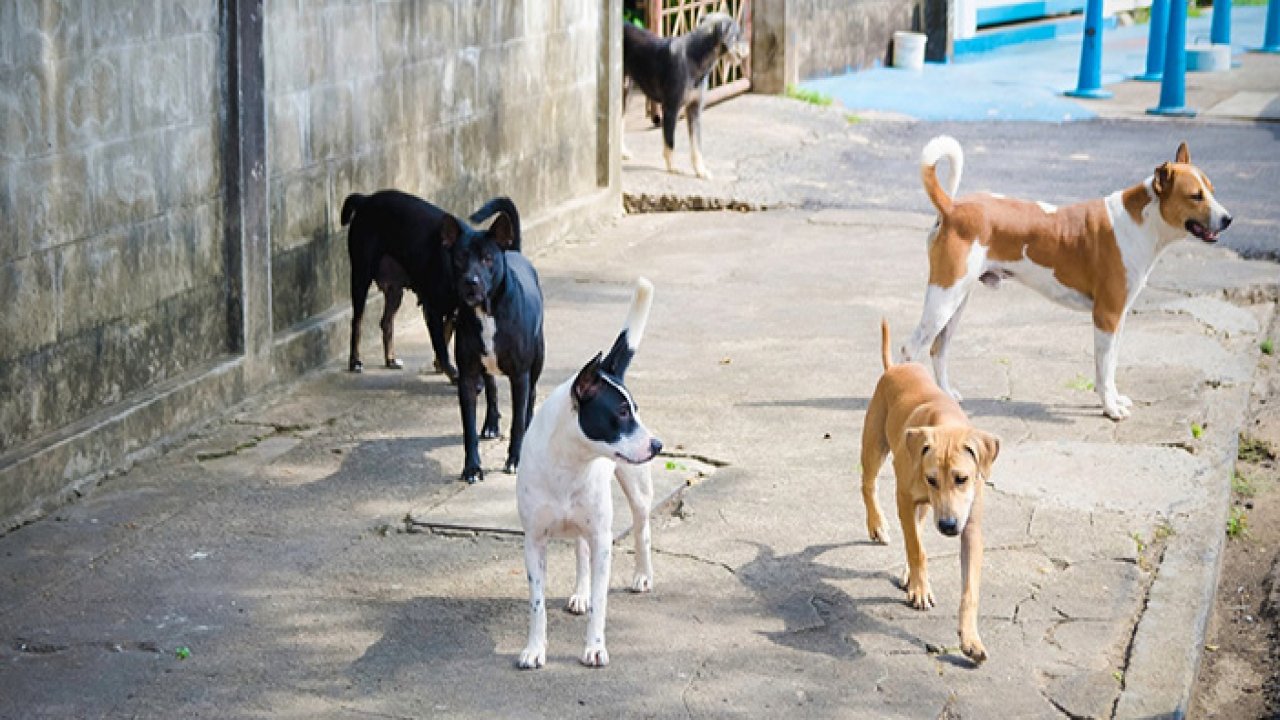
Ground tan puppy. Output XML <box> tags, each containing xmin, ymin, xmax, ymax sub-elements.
<box><xmin>901</xmin><ymin>137</ymin><xmax>1232</xmax><ymax>420</ymax></box>
<box><xmin>861</xmin><ymin>319</ymin><xmax>1001</xmax><ymax>664</ymax></box>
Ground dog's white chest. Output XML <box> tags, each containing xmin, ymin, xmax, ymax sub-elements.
<box><xmin>474</xmin><ymin>308</ymin><xmax>501</xmax><ymax>375</ymax></box>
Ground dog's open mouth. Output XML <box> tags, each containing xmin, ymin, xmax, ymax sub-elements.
<box><xmin>614</xmin><ymin>451</ymin><xmax>655</xmax><ymax>465</ymax></box>
<box><xmin>1186</xmin><ymin>220</ymin><xmax>1219</xmax><ymax>243</ymax></box>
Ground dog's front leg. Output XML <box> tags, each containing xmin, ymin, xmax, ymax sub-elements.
<box><xmin>686</xmin><ymin>99</ymin><xmax>711</xmax><ymax>179</ymax></box>
<box><xmin>616</xmin><ymin>462</ymin><xmax>655</xmax><ymax>592</ymax></box>
<box><xmin>661</xmin><ymin>99</ymin><xmax>680</xmax><ymax>174</ymax></box>
<box><xmin>518</xmin><ymin>533</ymin><xmax>549</xmax><ymax>669</ymax></box>
<box><xmin>581</xmin><ymin>529</ymin><xmax>612</xmax><ymax>667</ymax></box>
<box><xmin>620</xmin><ymin>80</ymin><xmax>634</xmax><ymax>161</ymax></box>
<box><xmin>899</xmin><ymin>497</ymin><xmax>935</xmax><ymax>609</ymax></box>
<box><xmin>425</xmin><ymin>308</ymin><xmax>458</xmax><ymax>383</ymax></box>
<box><xmin>566</xmin><ymin>536</ymin><xmax>591</xmax><ymax>614</ymax></box>
<box><xmin>457</xmin><ymin>372</ymin><xmax>484</xmax><ymax>483</ymax></box>
<box><xmin>958</xmin><ymin>502</ymin><xmax>987</xmax><ymax>664</ymax></box>
<box><xmin>1093</xmin><ymin>323</ymin><xmax>1131</xmax><ymax>420</ymax></box>
<box><xmin>503</xmin><ymin>373</ymin><xmax>531</xmax><ymax>474</ymax></box>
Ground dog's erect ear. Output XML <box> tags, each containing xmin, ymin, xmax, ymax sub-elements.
<box><xmin>440</xmin><ymin>215</ymin><xmax>461</xmax><ymax>249</ymax></box>
<box><xmin>488</xmin><ymin>213</ymin><xmax>517</xmax><ymax>251</ymax></box>
<box><xmin>1152</xmin><ymin>162</ymin><xmax>1174</xmax><ymax>197</ymax></box>
<box><xmin>572</xmin><ymin>352</ymin><xmax>605</xmax><ymax>406</ymax></box>
<box><xmin>1175</xmin><ymin>142</ymin><xmax>1190</xmax><ymax>164</ymax></box>
<box><xmin>904</xmin><ymin>428</ymin><xmax>934</xmax><ymax>464</ymax></box>
<box><xmin>966</xmin><ymin>430</ymin><xmax>1001</xmax><ymax>480</ymax></box>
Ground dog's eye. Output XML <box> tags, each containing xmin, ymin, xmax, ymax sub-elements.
<box><xmin>954</xmin><ymin>474</ymin><xmax>969</xmax><ymax>486</ymax></box>
<box><xmin>1191</xmin><ymin>191</ymin><xmax>1204</xmax><ymax>201</ymax></box>
<box><xmin>483</xmin><ymin>252</ymin><xmax>494</xmax><ymax>265</ymax></box>
<box><xmin>926</xmin><ymin>474</ymin><xmax>938</xmax><ymax>488</ymax></box>
<box><xmin>618</xmin><ymin>404</ymin><xmax>631</xmax><ymax>420</ymax></box>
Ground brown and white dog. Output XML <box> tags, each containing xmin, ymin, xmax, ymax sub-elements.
<box><xmin>862</xmin><ymin>320</ymin><xmax>1001</xmax><ymax>664</ymax></box>
<box><xmin>901</xmin><ymin>137</ymin><xmax>1233</xmax><ymax>420</ymax></box>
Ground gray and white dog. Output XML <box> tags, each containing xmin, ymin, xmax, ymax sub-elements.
<box><xmin>622</xmin><ymin>13</ymin><xmax>749</xmax><ymax>179</ymax></box>
<box><xmin>515</xmin><ymin>278</ymin><xmax>663</xmax><ymax>669</ymax></box>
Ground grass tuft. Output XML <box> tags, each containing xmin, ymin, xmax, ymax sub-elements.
<box><xmin>786</xmin><ymin>85</ymin><xmax>834</xmax><ymax>107</ymax></box>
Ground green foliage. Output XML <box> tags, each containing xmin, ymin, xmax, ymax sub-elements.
<box><xmin>1226</xmin><ymin>507</ymin><xmax>1248</xmax><ymax>539</ymax></box>
<box><xmin>1191</xmin><ymin>423</ymin><xmax>1204</xmax><ymax>440</ymax></box>
<box><xmin>1065</xmin><ymin>374</ymin><xmax>1094</xmax><ymax>392</ymax></box>
<box><xmin>785</xmin><ymin>85</ymin><xmax>834</xmax><ymax>106</ymax></box>
<box><xmin>1261</xmin><ymin>338</ymin><xmax>1274</xmax><ymax>355</ymax></box>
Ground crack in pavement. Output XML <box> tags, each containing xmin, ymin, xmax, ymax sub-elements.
<box><xmin>652</xmin><ymin>546</ymin><xmax>737</xmax><ymax>576</ymax></box>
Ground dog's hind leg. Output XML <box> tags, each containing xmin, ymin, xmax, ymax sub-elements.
<box><xmin>616</xmin><ymin>462</ymin><xmax>655</xmax><ymax>592</ymax></box>
<box><xmin>518</xmin><ymin>533</ymin><xmax>549</xmax><ymax>669</ymax></box>
<box><xmin>930</xmin><ymin>292</ymin><xmax>971</xmax><ymax>401</ymax></box>
<box><xmin>379</xmin><ymin>283</ymin><xmax>404</xmax><ymax>369</ymax></box>
<box><xmin>903</xmin><ymin>281</ymin><xmax>971</xmax><ymax>368</ymax></box>
<box><xmin>580</xmin><ymin>528</ymin><xmax>613</xmax><ymax>667</ymax></box>
<box><xmin>481</xmin><ymin>373</ymin><xmax>502</xmax><ymax>440</ymax></box>
<box><xmin>860</xmin><ymin>400</ymin><xmax>891</xmax><ymax>544</ymax></box>
<box><xmin>620</xmin><ymin>80</ymin><xmax>634</xmax><ymax>161</ymax></box>
<box><xmin>687</xmin><ymin>96</ymin><xmax>711</xmax><ymax>179</ymax></box>
<box><xmin>566</xmin><ymin>536</ymin><xmax>590</xmax><ymax>614</ymax></box>
<box><xmin>349</xmin><ymin>271</ymin><xmax>373</xmax><ymax>373</ymax></box>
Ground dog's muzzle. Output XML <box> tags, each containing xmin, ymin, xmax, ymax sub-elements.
<box><xmin>937</xmin><ymin>517</ymin><xmax>960</xmax><ymax>537</ymax></box>
<box><xmin>616</xmin><ymin>437</ymin><xmax>663</xmax><ymax>465</ymax></box>
<box><xmin>1186</xmin><ymin>214</ymin><xmax>1232</xmax><ymax>244</ymax></box>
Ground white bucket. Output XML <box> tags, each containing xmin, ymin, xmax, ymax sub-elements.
<box><xmin>893</xmin><ymin>31</ymin><xmax>927</xmax><ymax>71</ymax></box>
<box><xmin>1185</xmin><ymin>43</ymin><xmax>1231</xmax><ymax>72</ymax></box>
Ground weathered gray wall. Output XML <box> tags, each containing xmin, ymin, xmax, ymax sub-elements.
<box><xmin>751</xmin><ymin>0</ymin><xmax>938</xmax><ymax>90</ymax></box>
<box><xmin>0</xmin><ymin>0</ymin><xmax>621</xmax><ymax>530</ymax></box>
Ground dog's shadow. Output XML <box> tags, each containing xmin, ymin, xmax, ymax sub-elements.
<box><xmin>743</xmin><ymin>395</ymin><xmax>1080</xmax><ymax>426</ymax></box>
<box><xmin>734</xmin><ymin>540</ymin><xmax>925</xmax><ymax>661</ymax></box>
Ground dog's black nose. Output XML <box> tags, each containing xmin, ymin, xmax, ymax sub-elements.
<box><xmin>649</xmin><ymin>438</ymin><xmax>663</xmax><ymax>456</ymax></box>
<box><xmin>1221</xmin><ymin>215</ymin><xmax>1233</xmax><ymax>229</ymax></box>
<box><xmin>465</xmin><ymin>275</ymin><xmax>480</xmax><ymax>288</ymax></box>
<box><xmin>937</xmin><ymin>518</ymin><xmax>959</xmax><ymax>536</ymax></box>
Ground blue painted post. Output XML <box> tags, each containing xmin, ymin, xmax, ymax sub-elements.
<box><xmin>1260</xmin><ymin>0</ymin><xmax>1280</xmax><ymax>52</ymax></box>
<box><xmin>1211</xmin><ymin>0</ymin><xmax>1232</xmax><ymax>45</ymax></box>
<box><xmin>1137</xmin><ymin>0</ymin><xmax>1170</xmax><ymax>81</ymax></box>
<box><xmin>1066</xmin><ymin>0</ymin><xmax>1113</xmax><ymax>98</ymax></box>
<box><xmin>1148</xmin><ymin>0</ymin><xmax>1197</xmax><ymax>115</ymax></box>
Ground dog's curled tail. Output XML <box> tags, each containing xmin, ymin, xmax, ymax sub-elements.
<box><xmin>340</xmin><ymin>193</ymin><xmax>367</xmax><ymax>226</ymax></box>
<box><xmin>468</xmin><ymin>197</ymin><xmax>523</xmax><ymax>252</ymax></box>
<box><xmin>880</xmin><ymin>318</ymin><xmax>893</xmax><ymax>371</ymax></box>
<box><xmin>920</xmin><ymin>135</ymin><xmax>964</xmax><ymax>217</ymax></box>
<box><xmin>601</xmin><ymin>278</ymin><xmax>654</xmax><ymax>378</ymax></box>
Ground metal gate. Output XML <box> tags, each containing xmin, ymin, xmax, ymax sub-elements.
<box><xmin>644</xmin><ymin>0</ymin><xmax>752</xmax><ymax>106</ymax></box>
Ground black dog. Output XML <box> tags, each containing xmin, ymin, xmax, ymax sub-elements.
<box><xmin>622</xmin><ymin>12</ymin><xmax>748</xmax><ymax>179</ymax></box>
<box><xmin>443</xmin><ymin>197</ymin><xmax>544</xmax><ymax>484</ymax></box>
<box><xmin>341</xmin><ymin>190</ymin><xmax>465</xmax><ymax>381</ymax></box>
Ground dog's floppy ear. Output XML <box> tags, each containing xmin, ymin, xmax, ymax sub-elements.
<box><xmin>440</xmin><ymin>215</ymin><xmax>462</xmax><ymax>249</ymax></box>
<box><xmin>1175</xmin><ymin>142</ymin><xmax>1190</xmax><ymax>164</ymax></box>
<box><xmin>1152</xmin><ymin>162</ymin><xmax>1175</xmax><ymax>197</ymax></box>
<box><xmin>966</xmin><ymin>430</ymin><xmax>1001</xmax><ymax>480</ymax></box>
<box><xmin>488</xmin><ymin>212</ymin><xmax>517</xmax><ymax>252</ymax></box>
<box><xmin>572</xmin><ymin>352</ymin><xmax>605</xmax><ymax>406</ymax></box>
<box><xmin>904</xmin><ymin>427</ymin><xmax>934</xmax><ymax>464</ymax></box>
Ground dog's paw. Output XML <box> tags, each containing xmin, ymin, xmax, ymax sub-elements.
<box><xmin>580</xmin><ymin>643</ymin><xmax>609</xmax><ymax>668</ymax></box>
<box><xmin>694</xmin><ymin>165</ymin><xmax>713</xmax><ymax>180</ymax></box>
<box><xmin>503</xmin><ymin>457</ymin><xmax>518</xmax><ymax>474</ymax></box>
<box><xmin>903</xmin><ymin>572</ymin><xmax>935</xmax><ymax>610</ymax></box>
<box><xmin>461</xmin><ymin>466</ymin><xmax>483</xmax><ymax>485</ymax></box>
<box><xmin>349</xmin><ymin>360</ymin><xmax>364</xmax><ymax>373</ymax></box>
<box><xmin>517</xmin><ymin>646</ymin><xmax>546</xmax><ymax>670</ymax></box>
<box><xmin>565</xmin><ymin>594</ymin><xmax>590</xmax><ymax>615</ymax></box>
<box><xmin>385</xmin><ymin>357</ymin><xmax>404</xmax><ymax>370</ymax></box>
<box><xmin>433</xmin><ymin>360</ymin><xmax>460</xmax><ymax>385</ymax></box>
<box><xmin>629</xmin><ymin>573</ymin><xmax>652</xmax><ymax>593</ymax></box>
<box><xmin>1116</xmin><ymin>394</ymin><xmax>1133</xmax><ymax>409</ymax></box>
<box><xmin>868</xmin><ymin>524</ymin><xmax>890</xmax><ymax>545</ymax></box>
<box><xmin>959</xmin><ymin>630</ymin><xmax>988</xmax><ymax>665</ymax></box>
<box><xmin>481</xmin><ymin>423</ymin><xmax>502</xmax><ymax>440</ymax></box>
<box><xmin>1102</xmin><ymin>400</ymin><xmax>1131</xmax><ymax>421</ymax></box>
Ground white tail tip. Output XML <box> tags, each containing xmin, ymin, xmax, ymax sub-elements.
<box><xmin>626</xmin><ymin>278</ymin><xmax>654</xmax><ymax>350</ymax></box>
<box><xmin>921</xmin><ymin>135</ymin><xmax>964</xmax><ymax>199</ymax></box>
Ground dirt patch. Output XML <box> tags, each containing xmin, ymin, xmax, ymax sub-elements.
<box><xmin>1191</xmin><ymin>326</ymin><xmax>1280</xmax><ymax>719</ymax></box>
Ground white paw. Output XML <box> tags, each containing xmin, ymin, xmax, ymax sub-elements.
<box><xmin>565</xmin><ymin>594</ymin><xmax>589</xmax><ymax>615</ymax></box>
<box><xmin>517</xmin><ymin>646</ymin><xmax>546</xmax><ymax>669</ymax></box>
<box><xmin>868</xmin><ymin>524</ymin><xmax>890</xmax><ymax>545</ymax></box>
<box><xmin>580</xmin><ymin>644</ymin><xmax>609</xmax><ymax>668</ymax></box>
<box><xmin>694</xmin><ymin>165</ymin><xmax>713</xmax><ymax>180</ymax></box>
<box><xmin>629</xmin><ymin>573</ymin><xmax>652</xmax><ymax>593</ymax></box>
<box><xmin>1102</xmin><ymin>396</ymin><xmax>1132</xmax><ymax>421</ymax></box>
<box><xmin>1116</xmin><ymin>394</ymin><xmax>1133</xmax><ymax>408</ymax></box>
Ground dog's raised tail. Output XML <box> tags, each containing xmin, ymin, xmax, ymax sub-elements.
<box><xmin>468</xmin><ymin>197</ymin><xmax>523</xmax><ymax>252</ymax></box>
<box><xmin>880</xmin><ymin>318</ymin><xmax>894</xmax><ymax>371</ymax></box>
<box><xmin>340</xmin><ymin>193</ymin><xmax>367</xmax><ymax>226</ymax></box>
<box><xmin>920</xmin><ymin>135</ymin><xmax>964</xmax><ymax>217</ymax></box>
<box><xmin>601</xmin><ymin>278</ymin><xmax>654</xmax><ymax>378</ymax></box>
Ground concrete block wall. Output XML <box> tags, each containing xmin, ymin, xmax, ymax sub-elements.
<box><xmin>0</xmin><ymin>0</ymin><xmax>622</xmax><ymax>530</ymax></box>
<box><xmin>264</xmin><ymin>0</ymin><xmax>606</xmax><ymax>335</ymax></box>
<box><xmin>0</xmin><ymin>1</ymin><xmax>228</xmax><ymax>455</ymax></box>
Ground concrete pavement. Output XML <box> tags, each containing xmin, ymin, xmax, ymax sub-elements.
<box><xmin>2</xmin><ymin>98</ymin><xmax>1279</xmax><ymax>718</ymax></box>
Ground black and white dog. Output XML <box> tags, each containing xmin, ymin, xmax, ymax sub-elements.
<box><xmin>516</xmin><ymin>278</ymin><xmax>663</xmax><ymax>669</ymax></box>
<box><xmin>341</xmin><ymin>190</ymin><xmax>462</xmax><ymax>380</ymax></box>
<box><xmin>622</xmin><ymin>12</ymin><xmax>749</xmax><ymax>179</ymax></box>
<box><xmin>443</xmin><ymin>198</ymin><xmax>544</xmax><ymax>484</ymax></box>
